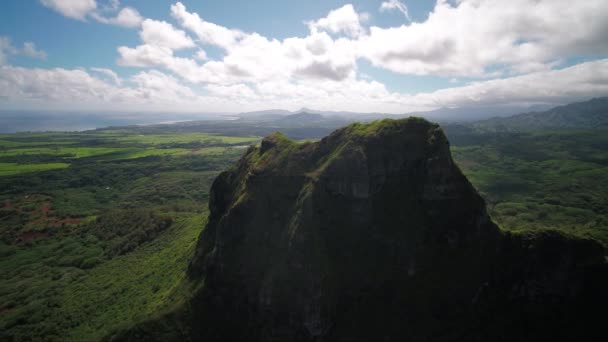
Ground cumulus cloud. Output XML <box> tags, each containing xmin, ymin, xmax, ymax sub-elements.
<box><xmin>122</xmin><ymin>4</ymin><xmax>360</xmax><ymax>85</ymax></box>
<box><xmin>130</xmin><ymin>70</ymin><xmax>198</xmax><ymax>101</ymax></box>
<box><xmin>0</xmin><ymin>65</ymin><xmax>124</xmax><ymax>103</ymax></box>
<box><xmin>41</xmin><ymin>0</ymin><xmax>143</xmax><ymax>28</ymax></box>
<box><xmin>361</xmin><ymin>0</ymin><xmax>608</xmax><ymax>77</ymax></box>
<box><xmin>117</xmin><ymin>44</ymin><xmax>172</xmax><ymax>68</ymax></box>
<box><xmin>307</xmin><ymin>4</ymin><xmax>367</xmax><ymax>37</ymax></box>
<box><xmin>0</xmin><ymin>66</ymin><xmax>215</xmax><ymax>110</ymax></box>
<box><xmin>379</xmin><ymin>0</ymin><xmax>411</xmax><ymax>22</ymax></box>
<box><xmin>92</xmin><ymin>7</ymin><xmax>143</xmax><ymax>28</ymax></box>
<box><xmin>8</xmin><ymin>1</ymin><xmax>608</xmax><ymax>113</ymax></box>
<box><xmin>170</xmin><ymin>2</ymin><xmax>244</xmax><ymax>50</ymax></box>
<box><xmin>139</xmin><ymin>19</ymin><xmax>195</xmax><ymax>50</ymax></box>
<box><xmin>40</xmin><ymin>0</ymin><xmax>97</xmax><ymax>21</ymax></box>
<box><xmin>414</xmin><ymin>59</ymin><xmax>608</xmax><ymax>108</ymax></box>
<box><xmin>3</xmin><ymin>59</ymin><xmax>607</xmax><ymax>113</ymax></box>
<box><xmin>295</xmin><ymin>60</ymin><xmax>354</xmax><ymax>81</ymax></box>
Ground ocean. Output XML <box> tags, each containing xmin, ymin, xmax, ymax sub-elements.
<box><xmin>0</xmin><ymin>111</ymin><xmax>231</xmax><ymax>133</ymax></box>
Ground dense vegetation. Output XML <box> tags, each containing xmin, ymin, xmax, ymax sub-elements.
<box><xmin>448</xmin><ymin>128</ymin><xmax>608</xmax><ymax>245</ymax></box>
<box><xmin>0</xmin><ymin>130</ymin><xmax>257</xmax><ymax>341</ymax></box>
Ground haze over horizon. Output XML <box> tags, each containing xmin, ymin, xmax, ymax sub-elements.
<box><xmin>1</xmin><ymin>0</ymin><xmax>608</xmax><ymax>114</ymax></box>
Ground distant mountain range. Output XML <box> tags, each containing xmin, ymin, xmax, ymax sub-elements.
<box><xmin>234</xmin><ymin>97</ymin><xmax>608</xmax><ymax>134</ymax></box>
<box><xmin>120</xmin><ymin>97</ymin><xmax>608</xmax><ymax>140</ymax></box>
<box><xmin>2</xmin><ymin>97</ymin><xmax>605</xmax><ymax>134</ymax></box>
<box><xmin>470</xmin><ymin>97</ymin><xmax>608</xmax><ymax>131</ymax></box>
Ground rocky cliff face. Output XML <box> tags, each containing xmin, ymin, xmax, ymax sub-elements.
<box><xmin>186</xmin><ymin>118</ymin><xmax>607</xmax><ymax>341</ymax></box>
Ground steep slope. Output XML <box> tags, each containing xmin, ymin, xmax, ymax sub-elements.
<box><xmin>182</xmin><ymin>118</ymin><xmax>607</xmax><ymax>341</ymax></box>
<box><xmin>471</xmin><ymin>97</ymin><xmax>608</xmax><ymax>131</ymax></box>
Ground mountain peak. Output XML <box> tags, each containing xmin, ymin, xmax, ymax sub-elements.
<box><xmin>179</xmin><ymin>117</ymin><xmax>607</xmax><ymax>341</ymax></box>
<box><xmin>187</xmin><ymin>117</ymin><xmax>501</xmax><ymax>339</ymax></box>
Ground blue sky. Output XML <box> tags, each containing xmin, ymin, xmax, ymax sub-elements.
<box><xmin>0</xmin><ymin>0</ymin><xmax>607</xmax><ymax>113</ymax></box>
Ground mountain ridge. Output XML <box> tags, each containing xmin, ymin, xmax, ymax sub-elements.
<box><xmin>470</xmin><ymin>97</ymin><xmax>608</xmax><ymax>131</ymax></box>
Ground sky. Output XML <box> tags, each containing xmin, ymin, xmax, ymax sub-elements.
<box><xmin>0</xmin><ymin>0</ymin><xmax>607</xmax><ymax>114</ymax></box>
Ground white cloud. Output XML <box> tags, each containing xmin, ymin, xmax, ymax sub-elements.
<box><xmin>380</xmin><ymin>0</ymin><xmax>411</xmax><ymax>22</ymax></box>
<box><xmin>117</xmin><ymin>44</ymin><xmax>173</xmax><ymax>68</ymax></box>
<box><xmin>170</xmin><ymin>2</ymin><xmax>244</xmax><ymax>50</ymax></box>
<box><xmin>42</xmin><ymin>0</ymin><xmax>142</xmax><ymax>28</ymax></box>
<box><xmin>117</xmin><ymin>44</ymin><xmax>221</xmax><ymax>84</ymax></box>
<box><xmin>0</xmin><ymin>65</ymin><xmax>125</xmax><ymax>103</ymax></box>
<box><xmin>8</xmin><ymin>1</ymin><xmax>607</xmax><ymax>114</ymax></box>
<box><xmin>139</xmin><ymin>19</ymin><xmax>195</xmax><ymax>50</ymax></box>
<box><xmin>0</xmin><ymin>66</ymin><xmax>216</xmax><ymax>110</ymax></box>
<box><xmin>3</xmin><ymin>59</ymin><xmax>607</xmax><ymax>113</ymax></box>
<box><xmin>414</xmin><ymin>59</ymin><xmax>608</xmax><ymax>108</ymax></box>
<box><xmin>124</xmin><ymin>6</ymin><xmax>360</xmax><ymax>85</ymax></box>
<box><xmin>307</xmin><ymin>4</ymin><xmax>366</xmax><ymax>37</ymax></box>
<box><xmin>360</xmin><ymin>0</ymin><xmax>608</xmax><ymax>77</ymax></box>
<box><xmin>130</xmin><ymin>70</ymin><xmax>198</xmax><ymax>101</ymax></box>
<box><xmin>206</xmin><ymin>83</ymin><xmax>257</xmax><ymax>100</ymax></box>
<box><xmin>40</xmin><ymin>0</ymin><xmax>97</xmax><ymax>21</ymax></box>
<box><xmin>93</xmin><ymin>7</ymin><xmax>143</xmax><ymax>28</ymax></box>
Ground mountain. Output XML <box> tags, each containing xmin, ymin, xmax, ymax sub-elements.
<box><xmin>470</xmin><ymin>97</ymin><xmax>608</xmax><ymax>131</ymax></box>
<box><xmin>275</xmin><ymin>112</ymin><xmax>326</xmax><ymax>125</ymax></box>
<box><xmin>236</xmin><ymin>103</ymin><xmax>562</xmax><ymax>128</ymax></box>
<box><xmin>116</xmin><ymin>118</ymin><xmax>607</xmax><ymax>341</ymax></box>
<box><xmin>237</xmin><ymin>109</ymin><xmax>292</xmax><ymax>121</ymax></box>
<box><xmin>416</xmin><ymin>104</ymin><xmax>555</xmax><ymax>123</ymax></box>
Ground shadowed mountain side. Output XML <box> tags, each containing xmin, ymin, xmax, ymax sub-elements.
<box><xmin>111</xmin><ymin>118</ymin><xmax>608</xmax><ymax>341</ymax></box>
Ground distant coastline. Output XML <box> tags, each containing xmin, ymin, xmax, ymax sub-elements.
<box><xmin>0</xmin><ymin>111</ymin><xmax>232</xmax><ymax>133</ymax></box>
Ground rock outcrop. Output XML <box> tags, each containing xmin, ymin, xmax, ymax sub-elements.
<box><xmin>179</xmin><ymin>118</ymin><xmax>607</xmax><ymax>341</ymax></box>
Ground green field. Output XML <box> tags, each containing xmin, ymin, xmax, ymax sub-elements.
<box><xmin>0</xmin><ymin>131</ymin><xmax>260</xmax><ymax>170</ymax></box>
<box><xmin>114</xmin><ymin>132</ymin><xmax>259</xmax><ymax>145</ymax></box>
<box><xmin>0</xmin><ymin>162</ymin><xmax>70</xmax><ymax>176</ymax></box>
